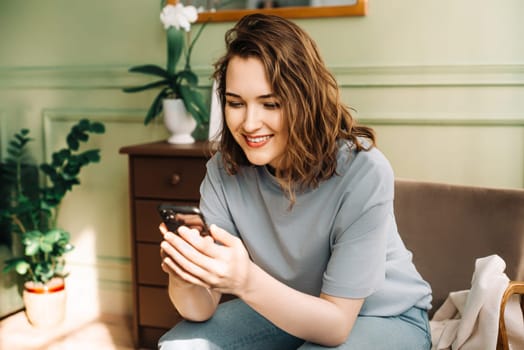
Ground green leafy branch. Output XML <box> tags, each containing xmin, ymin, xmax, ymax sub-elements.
<box><xmin>1</xmin><ymin>119</ymin><xmax>105</xmax><ymax>284</ymax></box>
<box><xmin>39</xmin><ymin>119</ymin><xmax>105</xmax><ymax>227</ymax></box>
<box><xmin>4</xmin><ymin>229</ymin><xmax>73</xmax><ymax>284</ymax></box>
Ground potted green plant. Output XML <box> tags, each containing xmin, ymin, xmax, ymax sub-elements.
<box><xmin>123</xmin><ymin>0</ymin><xmax>210</xmax><ymax>143</ymax></box>
<box><xmin>0</xmin><ymin>159</ymin><xmax>38</xmax><ymax>318</ymax></box>
<box><xmin>1</xmin><ymin>119</ymin><xmax>105</xmax><ymax>327</ymax></box>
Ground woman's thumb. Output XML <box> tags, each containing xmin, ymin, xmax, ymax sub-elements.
<box><xmin>209</xmin><ymin>224</ymin><xmax>236</xmax><ymax>247</ymax></box>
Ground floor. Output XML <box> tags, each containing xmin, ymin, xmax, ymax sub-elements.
<box><xmin>0</xmin><ymin>309</ymin><xmax>135</xmax><ymax>350</ymax></box>
<box><xmin>0</xmin><ymin>271</ymin><xmax>137</xmax><ymax>350</ymax></box>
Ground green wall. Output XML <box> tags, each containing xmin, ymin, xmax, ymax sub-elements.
<box><xmin>1</xmin><ymin>0</ymin><xmax>523</xmax><ymax>315</ymax></box>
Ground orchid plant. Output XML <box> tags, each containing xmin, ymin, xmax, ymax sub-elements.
<box><xmin>123</xmin><ymin>1</ymin><xmax>209</xmax><ymax>135</ymax></box>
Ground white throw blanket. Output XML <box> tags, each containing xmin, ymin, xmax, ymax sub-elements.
<box><xmin>430</xmin><ymin>255</ymin><xmax>524</xmax><ymax>350</ymax></box>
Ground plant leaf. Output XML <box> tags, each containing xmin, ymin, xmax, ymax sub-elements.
<box><xmin>15</xmin><ymin>260</ymin><xmax>30</xmax><ymax>275</ymax></box>
<box><xmin>44</xmin><ymin>229</ymin><xmax>62</xmax><ymax>244</ymax></box>
<box><xmin>90</xmin><ymin>122</ymin><xmax>105</xmax><ymax>133</ymax></box>
<box><xmin>40</xmin><ymin>163</ymin><xmax>56</xmax><ymax>177</ymax></box>
<box><xmin>78</xmin><ymin>149</ymin><xmax>101</xmax><ymax>163</ymax></box>
<box><xmin>3</xmin><ymin>258</ymin><xmax>28</xmax><ymax>274</ymax></box>
<box><xmin>185</xmin><ymin>21</ymin><xmax>209</xmax><ymax>71</ymax></box>
<box><xmin>144</xmin><ymin>88</ymin><xmax>169</xmax><ymax>125</ymax></box>
<box><xmin>177</xmin><ymin>70</ymin><xmax>198</xmax><ymax>87</ymax></box>
<box><xmin>179</xmin><ymin>85</ymin><xmax>210</xmax><ymax>125</ymax></box>
<box><xmin>77</xmin><ymin>119</ymin><xmax>90</xmax><ymax>131</ymax></box>
<box><xmin>122</xmin><ymin>79</ymin><xmax>170</xmax><ymax>93</ymax></box>
<box><xmin>166</xmin><ymin>27</ymin><xmax>184</xmax><ymax>76</ymax></box>
<box><xmin>128</xmin><ymin>64</ymin><xmax>169</xmax><ymax>78</ymax></box>
<box><xmin>66</xmin><ymin>133</ymin><xmax>80</xmax><ymax>151</ymax></box>
<box><xmin>23</xmin><ymin>231</ymin><xmax>41</xmax><ymax>256</ymax></box>
<box><xmin>51</xmin><ymin>149</ymin><xmax>70</xmax><ymax>167</ymax></box>
<box><xmin>72</xmin><ymin>126</ymin><xmax>89</xmax><ymax>142</ymax></box>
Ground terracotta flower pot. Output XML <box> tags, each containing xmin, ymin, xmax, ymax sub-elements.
<box><xmin>23</xmin><ymin>277</ymin><xmax>66</xmax><ymax>328</ymax></box>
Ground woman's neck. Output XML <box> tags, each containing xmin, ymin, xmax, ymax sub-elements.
<box><xmin>265</xmin><ymin>164</ymin><xmax>277</xmax><ymax>176</ymax></box>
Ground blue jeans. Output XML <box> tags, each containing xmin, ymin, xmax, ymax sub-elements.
<box><xmin>158</xmin><ymin>298</ymin><xmax>432</xmax><ymax>349</ymax></box>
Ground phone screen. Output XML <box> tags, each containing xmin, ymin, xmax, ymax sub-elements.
<box><xmin>158</xmin><ymin>204</ymin><xmax>210</xmax><ymax>236</ymax></box>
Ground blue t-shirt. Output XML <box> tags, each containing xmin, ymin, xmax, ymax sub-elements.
<box><xmin>199</xmin><ymin>141</ymin><xmax>432</xmax><ymax>316</ymax></box>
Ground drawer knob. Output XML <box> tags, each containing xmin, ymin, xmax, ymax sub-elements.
<box><xmin>171</xmin><ymin>173</ymin><xmax>181</xmax><ymax>185</ymax></box>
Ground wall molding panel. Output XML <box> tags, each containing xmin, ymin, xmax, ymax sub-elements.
<box><xmin>332</xmin><ymin>64</ymin><xmax>524</xmax><ymax>87</ymax></box>
<box><xmin>0</xmin><ymin>66</ymin><xmax>137</xmax><ymax>90</ymax></box>
<box><xmin>359</xmin><ymin>116</ymin><xmax>524</xmax><ymax>128</ymax></box>
<box><xmin>1</xmin><ymin>64</ymin><xmax>523</xmax><ymax>89</ymax></box>
<box><xmin>42</xmin><ymin>107</ymin><xmax>145</xmax><ymax>136</ymax></box>
<box><xmin>42</xmin><ymin>107</ymin><xmax>145</xmax><ymax>122</ymax></box>
<box><xmin>359</xmin><ymin>116</ymin><xmax>524</xmax><ymax>189</ymax></box>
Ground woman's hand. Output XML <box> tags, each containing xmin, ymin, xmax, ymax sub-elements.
<box><xmin>160</xmin><ymin>222</ymin><xmax>253</xmax><ymax>296</ymax></box>
<box><xmin>159</xmin><ymin>223</ymin><xmax>222</xmax><ymax>321</ymax></box>
<box><xmin>159</xmin><ymin>223</ymin><xmax>195</xmax><ymax>289</ymax></box>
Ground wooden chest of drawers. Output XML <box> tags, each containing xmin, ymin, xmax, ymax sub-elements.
<box><xmin>120</xmin><ymin>141</ymin><xmax>211</xmax><ymax>349</ymax></box>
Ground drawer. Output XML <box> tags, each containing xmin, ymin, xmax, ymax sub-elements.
<box><xmin>137</xmin><ymin>243</ymin><xmax>167</xmax><ymax>286</ymax></box>
<box><xmin>138</xmin><ymin>286</ymin><xmax>182</xmax><ymax>328</ymax></box>
<box><xmin>138</xmin><ymin>326</ymin><xmax>168</xmax><ymax>349</ymax></box>
<box><xmin>135</xmin><ymin>199</ymin><xmax>197</xmax><ymax>243</ymax></box>
<box><xmin>132</xmin><ymin>156</ymin><xmax>207</xmax><ymax>200</ymax></box>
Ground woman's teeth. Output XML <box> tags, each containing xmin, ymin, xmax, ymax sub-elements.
<box><xmin>246</xmin><ymin>135</ymin><xmax>271</xmax><ymax>143</ymax></box>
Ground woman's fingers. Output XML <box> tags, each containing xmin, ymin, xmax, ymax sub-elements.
<box><xmin>161</xmin><ymin>224</ymin><xmax>250</xmax><ymax>294</ymax></box>
<box><xmin>169</xmin><ymin>229</ymin><xmax>218</xmax><ymax>267</ymax></box>
<box><xmin>209</xmin><ymin>224</ymin><xmax>239</xmax><ymax>248</ymax></box>
<box><xmin>161</xmin><ymin>231</ymin><xmax>218</xmax><ymax>284</ymax></box>
<box><xmin>172</xmin><ymin>228</ymin><xmax>234</xmax><ymax>288</ymax></box>
<box><xmin>161</xmin><ymin>255</ymin><xmax>209</xmax><ymax>288</ymax></box>
<box><xmin>161</xmin><ymin>235</ymin><xmax>208</xmax><ymax>273</ymax></box>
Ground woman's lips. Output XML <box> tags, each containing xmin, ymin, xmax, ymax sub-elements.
<box><xmin>244</xmin><ymin>135</ymin><xmax>272</xmax><ymax>148</ymax></box>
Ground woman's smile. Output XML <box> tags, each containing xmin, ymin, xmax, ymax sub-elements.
<box><xmin>244</xmin><ymin>134</ymin><xmax>273</xmax><ymax>148</ymax></box>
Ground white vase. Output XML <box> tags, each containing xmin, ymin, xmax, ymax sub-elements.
<box><xmin>163</xmin><ymin>98</ymin><xmax>196</xmax><ymax>144</ymax></box>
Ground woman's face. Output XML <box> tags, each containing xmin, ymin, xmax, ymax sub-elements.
<box><xmin>224</xmin><ymin>56</ymin><xmax>288</xmax><ymax>170</ymax></box>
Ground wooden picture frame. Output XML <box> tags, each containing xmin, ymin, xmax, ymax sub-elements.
<box><xmin>166</xmin><ymin>0</ymin><xmax>368</xmax><ymax>23</ymax></box>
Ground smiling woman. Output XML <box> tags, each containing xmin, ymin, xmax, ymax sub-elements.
<box><xmin>157</xmin><ymin>13</ymin><xmax>432</xmax><ymax>350</ymax></box>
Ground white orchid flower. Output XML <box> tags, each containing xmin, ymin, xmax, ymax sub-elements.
<box><xmin>160</xmin><ymin>4</ymin><xmax>198</xmax><ymax>32</ymax></box>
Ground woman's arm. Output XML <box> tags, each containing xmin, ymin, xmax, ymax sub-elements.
<box><xmin>169</xmin><ymin>224</ymin><xmax>364</xmax><ymax>347</ymax></box>
<box><xmin>165</xmin><ymin>273</ymin><xmax>221</xmax><ymax>322</ymax></box>
<box><xmin>242</xmin><ymin>263</ymin><xmax>364</xmax><ymax>346</ymax></box>
<box><xmin>160</xmin><ymin>224</ymin><xmax>222</xmax><ymax>321</ymax></box>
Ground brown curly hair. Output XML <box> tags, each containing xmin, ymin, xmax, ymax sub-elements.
<box><xmin>213</xmin><ymin>14</ymin><xmax>375</xmax><ymax>205</ymax></box>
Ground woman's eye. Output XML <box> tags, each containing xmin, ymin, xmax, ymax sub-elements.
<box><xmin>226</xmin><ymin>101</ymin><xmax>243</xmax><ymax>108</ymax></box>
<box><xmin>264</xmin><ymin>102</ymin><xmax>280</xmax><ymax>109</ymax></box>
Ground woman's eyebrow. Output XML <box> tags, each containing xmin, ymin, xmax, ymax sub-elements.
<box><xmin>257</xmin><ymin>94</ymin><xmax>276</xmax><ymax>99</ymax></box>
<box><xmin>225</xmin><ymin>92</ymin><xmax>276</xmax><ymax>99</ymax></box>
<box><xmin>225</xmin><ymin>92</ymin><xmax>241</xmax><ymax>98</ymax></box>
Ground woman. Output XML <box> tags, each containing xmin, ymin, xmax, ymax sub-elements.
<box><xmin>158</xmin><ymin>14</ymin><xmax>432</xmax><ymax>350</ymax></box>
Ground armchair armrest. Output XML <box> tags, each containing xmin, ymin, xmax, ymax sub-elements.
<box><xmin>497</xmin><ymin>281</ymin><xmax>524</xmax><ymax>350</ymax></box>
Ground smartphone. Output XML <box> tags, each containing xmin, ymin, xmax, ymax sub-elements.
<box><xmin>157</xmin><ymin>204</ymin><xmax>210</xmax><ymax>236</ymax></box>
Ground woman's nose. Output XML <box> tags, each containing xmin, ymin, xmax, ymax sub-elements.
<box><xmin>243</xmin><ymin>105</ymin><xmax>262</xmax><ymax>132</ymax></box>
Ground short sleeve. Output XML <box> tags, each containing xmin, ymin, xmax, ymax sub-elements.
<box><xmin>199</xmin><ymin>153</ymin><xmax>239</xmax><ymax>237</ymax></box>
<box><xmin>321</xmin><ymin>153</ymin><xmax>395</xmax><ymax>299</ymax></box>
